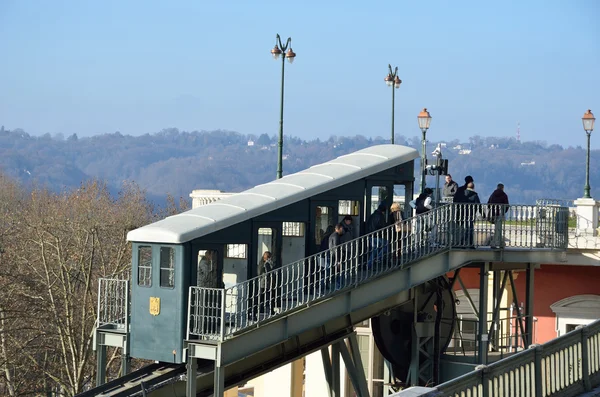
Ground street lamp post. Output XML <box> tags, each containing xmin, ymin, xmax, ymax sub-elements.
<box><xmin>417</xmin><ymin>108</ymin><xmax>432</xmax><ymax>194</ymax></box>
<box><xmin>384</xmin><ymin>65</ymin><xmax>402</xmax><ymax>144</ymax></box>
<box><xmin>271</xmin><ymin>34</ymin><xmax>296</xmax><ymax>179</ymax></box>
<box><xmin>582</xmin><ymin>109</ymin><xmax>596</xmax><ymax>198</ymax></box>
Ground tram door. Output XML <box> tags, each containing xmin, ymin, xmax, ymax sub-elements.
<box><xmin>191</xmin><ymin>244</ymin><xmax>223</xmax><ymax>289</ymax></box>
<box><xmin>310</xmin><ymin>201</ymin><xmax>338</xmax><ymax>255</ymax></box>
<box><xmin>366</xmin><ymin>183</ymin><xmax>394</xmax><ymax>224</ymax></box>
<box><xmin>253</xmin><ymin>223</ymin><xmax>282</xmax><ymax>277</ymax></box>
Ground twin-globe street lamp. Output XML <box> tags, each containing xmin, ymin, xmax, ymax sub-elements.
<box><xmin>418</xmin><ymin>108</ymin><xmax>432</xmax><ymax>194</ymax></box>
<box><xmin>384</xmin><ymin>65</ymin><xmax>402</xmax><ymax>144</ymax></box>
<box><xmin>271</xmin><ymin>34</ymin><xmax>296</xmax><ymax>179</ymax></box>
<box><xmin>582</xmin><ymin>109</ymin><xmax>596</xmax><ymax>198</ymax></box>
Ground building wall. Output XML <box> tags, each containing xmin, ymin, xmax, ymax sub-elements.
<box><xmin>512</xmin><ymin>264</ymin><xmax>600</xmax><ymax>343</ymax></box>
<box><xmin>451</xmin><ymin>265</ymin><xmax>600</xmax><ymax>345</ymax></box>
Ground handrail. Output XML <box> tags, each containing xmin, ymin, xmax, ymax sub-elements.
<box><xmin>97</xmin><ymin>278</ymin><xmax>129</xmax><ymax>331</ymax></box>
<box><xmin>187</xmin><ymin>203</ymin><xmax>570</xmax><ymax>341</ymax></box>
<box><xmin>436</xmin><ymin>319</ymin><xmax>600</xmax><ymax>396</ymax></box>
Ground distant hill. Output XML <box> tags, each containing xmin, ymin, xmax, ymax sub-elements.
<box><xmin>0</xmin><ymin>126</ymin><xmax>597</xmax><ymax>205</ymax></box>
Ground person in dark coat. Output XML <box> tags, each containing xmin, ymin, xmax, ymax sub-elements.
<box><xmin>340</xmin><ymin>215</ymin><xmax>354</xmax><ymax>244</ymax></box>
<box><xmin>442</xmin><ymin>174</ymin><xmax>459</xmax><ymax>200</ymax></box>
<box><xmin>462</xmin><ymin>182</ymin><xmax>481</xmax><ymax>247</ymax></box>
<box><xmin>453</xmin><ymin>175</ymin><xmax>474</xmax><ymax>204</ymax></box>
<box><xmin>366</xmin><ymin>203</ymin><xmax>389</xmax><ymax>268</ymax></box>
<box><xmin>328</xmin><ymin>223</ymin><xmax>345</xmax><ymax>289</ymax></box>
<box><xmin>487</xmin><ymin>183</ymin><xmax>509</xmax><ymax>247</ymax></box>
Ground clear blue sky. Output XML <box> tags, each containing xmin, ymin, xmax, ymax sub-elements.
<box><xmin>1</xmin><ymin>0</ymin><xmax>598</xmax><ymax>147</ymax></box>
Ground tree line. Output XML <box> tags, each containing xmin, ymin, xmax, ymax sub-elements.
<box><xmin>0</xmin><ymin>173</ymin><xmax>188</xmax><ymax>396</ymax></box>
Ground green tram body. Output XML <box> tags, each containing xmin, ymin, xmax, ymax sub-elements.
<box><xmin>127</xmin><ymin>145</ymin><xmax>418</xmax><ymax>363</ymax></box>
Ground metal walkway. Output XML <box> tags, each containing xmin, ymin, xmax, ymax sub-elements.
<box><xmin>92</xmin><ymin>203</ymin><xmax>570</xmax><ymax>396</ymax></box>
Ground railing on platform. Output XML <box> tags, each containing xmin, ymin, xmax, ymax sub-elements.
<box><xmin>436</xmin><ymin>319</ymin><xmax>600</xmax><ymax>396</ymax></box>
<box><xmin>536</xmin><ymin>198</ymin><xmax>575</xmax><ymax>208</ymax></box>
<box><xmin>97</xmin><ymin>278</ymin><xmax>129</xmax><ymax>331</ymax></box>
<box><xmin>187</xmin><ymin>203</ymin><xmax>570</xmax><ymax>341</ymax></box>
<box><xmin>445</xmin><ymin>313</ymin><xmax>533</xmax><ymax>361</ymax></box>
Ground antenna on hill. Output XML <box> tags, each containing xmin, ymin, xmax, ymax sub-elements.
<box><xmin>517</xmin><ymin>122</ymin><xmax>521</xmax><ymax>142</ymax></box>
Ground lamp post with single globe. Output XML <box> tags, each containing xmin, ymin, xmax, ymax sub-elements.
<box><xmin>582</xmin><ymin>109</ymin><xmax>596</xmax><ymax>198</ymax></box>
<box><xmin>418</xmin><ymin>108</ymin><xmax>432</xmax><ymax>194</ymax></box>
<box><xmin>271</xmin><ymin>34</ymin><xmax>296</xmax><ymax>179</ymax></box>
<box><xmin>384</xmin><ymin>65</ymin><xmax>402</xmax><ymax>144</ymax></box>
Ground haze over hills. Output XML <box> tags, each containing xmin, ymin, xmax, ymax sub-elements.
<box><xmin>0</xmin><ymin>126</ymin><xmax>597</xmax><ymax>206</ymax></box>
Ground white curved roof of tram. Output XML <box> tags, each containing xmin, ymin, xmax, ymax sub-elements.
<box><xmin>127</xmin><ymin>144</ymin><xmax>419</xmax><ymax>244</ymax></box>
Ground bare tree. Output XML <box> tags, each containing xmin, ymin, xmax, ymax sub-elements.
<box><xmin>0</xmin><ymin>179</ymin><xmax>154</xmax><ymax>396</ymax></box>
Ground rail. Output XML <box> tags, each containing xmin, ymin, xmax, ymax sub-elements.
<box><xmin>97</xmin><ymin>278</ymin><xmax>129</xmax><ymax>331</ymax></box>
<box><xmin>436</xmin><ymin>319</ymin><xmax>600</xmax><ymax>396</ymax></box>
<box><xmin>187</xmin><ymin>203</ymin><xmax>570</xmax><ymax>341</ymax></box>
<box><xmin>536</xmin><ymin>198</ymin><xmax>575</xmax><ymax>208</ymax></box>
<box><xmin>445</xmin><ymin>313</ymin><xmax>533</xmax><ymax>361</ymax></box>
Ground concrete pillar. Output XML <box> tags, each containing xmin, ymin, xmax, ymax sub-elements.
<box><xmin>574</xmin><ymin>198</ymin><xmax>599</xmax><ymax>236</ymax></box>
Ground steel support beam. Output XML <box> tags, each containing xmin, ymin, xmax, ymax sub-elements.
<box><xmin>478</xmin><ymin>263</ymin><xmax>489</xmax><ymax>364</ymax></box>
<box><xmin>321</xmin><ymin>348</ymin><xmax>334</xmax><ymax>397</ymax></box>
<box><xmin>331</xmin><ymin>343</ymin><xmax>341</xmax><ymax>397</ymax></box>
<box><xmin>508</xmin><ymin>270</ymin><xmax>527</xmax><ymax>347</ymax></box>
<box><xmin>121</xmin><ymin>340</ymin><xmax>130</xmax><ymax>378</ymax></box>
<box><xmin>525</xmin><ymin>263</ymin><xmax>535</xmax><ymax>347</ymax></box>
<box><xmin>96</xmin><ymin>342</ymin><xmax>106</xmax><ymax>387</ymax></box>
<box><xmin>214</xmin><ymin>364</ymin><xmax>225</xmax><ymax>397</ymax></box>
<box><xmin>339</xmin><ymin>339</ymin><xmax>370</xmax><ymax>397</ymax></box>
<box><xmin>457</xmin><ymin>273</ymin><xmax>479</xmax><ymax>319</ymax></box>
<box><xmin>186</xmin><ymin>357</ymin><xmax>197</xmax><ymax>397</ymax></box>
<box><xmin>488</xmin><ymin>271</ymin><xmax>509</xmax><ymax>350</ymax></box>
<box><xmin>348</xmin><ymin>333</ymin><xmax>370</xmax><ymax>397</ymax></box>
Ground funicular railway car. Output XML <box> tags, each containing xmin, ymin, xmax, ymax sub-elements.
<box><xmin>125</xmin><ymin>144</ymin><xmax>419</xmax><ymax>363</ymax></box>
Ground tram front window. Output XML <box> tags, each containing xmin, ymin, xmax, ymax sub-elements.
<box><xmin>197</xmin><ymin>249</ymin><xmax>218</xmax><ymax>288</ymax></box>
<box><xmin>137</xmin><ymin>246</ymin><xmax>152</xmax><ymax>287</ymax></box>
<box><xmin>159</xmin><ymin>247</ymin><xmax>175</xmax><ymax>288</ymax></box>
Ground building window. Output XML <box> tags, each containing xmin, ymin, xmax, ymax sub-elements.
<box><xmin>283</xmin><ymin>222</ymin><xmax>305</xmax><ymax>237</ymax></box>
<box><xmin>551</xmin><ymin>294</ymin><xmax>600</xmax><ymax>337</ymax></box>
<box><xmin>226</xmin><ymin>244</ymin><xmax>247</xmax><ymax>259</ymax></box>
<box><xmin>159</xmin><ymin>247</ymin><xmax>175</xmax><ymax>288</ymax></box>
<box><xmin>138</xmin><ymin>246</ymin><xmax>152</xmax><ymax>287</ymax></box>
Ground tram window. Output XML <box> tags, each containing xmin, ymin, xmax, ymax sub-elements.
<box><xmin>282</xmin><ymin>222</ymin><xmax>305</xmax><ymax>237</ymax></box>
<box><xmin>315</xmin><ymin>206</ymin><xmax>335</xmax><ymax>245</ymax></box>
<box><xmin>197</xmin><ymin>250</ymin><xmax>218</xmax><ymax>288</ymax></box>
<box><xmin>226</xmin><ymin>244</ymin><xmax>247</xmax><ymax>259</ymax></box>
<box><xmin>137</xmin><ymin>246</ymin><xmax>152</xmax><ymax>287</ymax></box>
<box><xmin>370</xmin><ymin>186</ymin><xmax>389</xmax><ymax>214</ymax></box>
<box><xmin>159</xmin><ymin>247</ymin><xmax>175</xmax><ymax>288</ymax></box>
<box><xmin>338</xmin><ymin>200</ymin><xmax>359</xmax><ymax>216</ymax></box>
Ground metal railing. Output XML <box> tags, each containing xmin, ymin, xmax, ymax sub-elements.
<box><xmin>187</xmin><ymin>203</ymin><xmax>569</xmax><ymax>341</ymax></box>
<box><xmin>97</xmin><ymin>278</ymin><xmax>129</xmax><ymax>331</ymax></box>
<box><xmin>536</xmin><ymin>198</ymin><xmax>575</xmax><ymax>208</ymax></box>
<box><xmin>445</xmin><ymin>313</ymin><xmax>533</xmax><ymax>361</ymax></box>
<box><xmin>436</xmin><ymin>319</ymin><xmax>600</xmax><ymax>396</ymax></box>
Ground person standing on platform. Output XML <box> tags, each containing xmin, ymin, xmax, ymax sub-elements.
<box><xmin>487</xmin><ymin>183</ymin><xmax>509</xmax><ymax>248</ymax></box>
<box><xmin>328</xmin><ymin>223</ymin><xmax>345</xmax><ymax>289</ymax></box>
<box><xmin>366</xmin><ymin>204</ymin><xmax>389</xmax><ymax>268</ymax></box>
<box><xmin>442</xmin><ymin>174</ymin><xmax>459</xmax><ymax>201</ymax></box>
<box><xmin>462</xmin><ymin>181</ymin><xmax>481</xmax><ymax>247</ymax></box>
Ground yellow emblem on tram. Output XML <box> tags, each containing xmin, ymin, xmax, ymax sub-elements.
<box><xmin>149</xmin><ymin>297</ymin><xmax>160</xmax><ymax>316</ymax></box>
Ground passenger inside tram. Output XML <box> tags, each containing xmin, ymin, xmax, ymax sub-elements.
<box><xmin>198</xmin><ymin>249</ymin><xmax>218</xmax><ymax>288</ymax></box>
